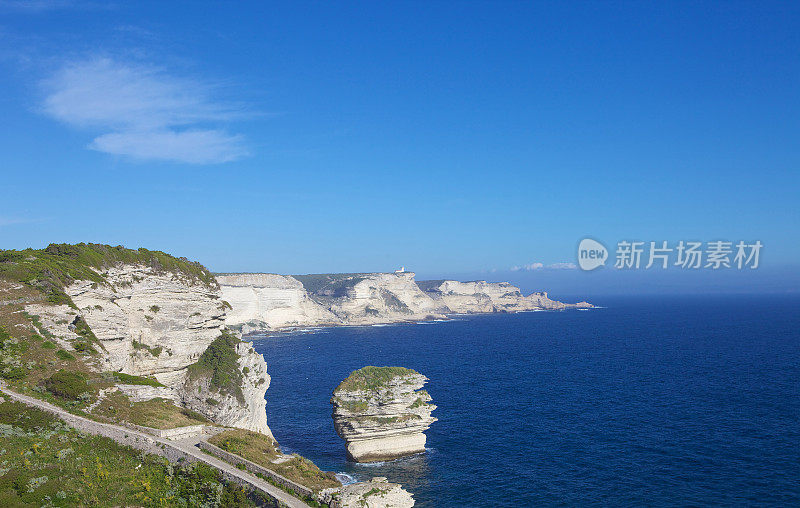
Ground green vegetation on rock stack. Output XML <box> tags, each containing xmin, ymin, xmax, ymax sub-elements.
<box><xmin>187</xmin><ymin>330</ymin><xmax>244</xmax><ymax>403</ymax></box>
<box><xmin>334</xmin><ymin>366</ymin><xmax>419</xmax><ymax>393</ymax></box>
<box><xmin>0</xmin><ymin>242</ymin><xmax>218</xmax><ymax>307</ymax></box>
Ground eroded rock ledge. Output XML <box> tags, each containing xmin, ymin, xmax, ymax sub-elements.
<box><xmin>331</xmin><ymin>366</ymin><xmax>436</xmax><ymax>463</ymax></box>
<box><xmin>320</xmin><ymin>477</ymin><xmax>415</xmax><ymax>508</ymax></box>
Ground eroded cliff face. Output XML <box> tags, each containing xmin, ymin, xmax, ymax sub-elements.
<box><xmin>217</xmin><ymin>273</ymin><xmax>337</xmax><ymax>333</ymax></box>
<box><xmin>320</xmin><ymin>273</ymin><xmax>448</xmax><ymax>326</ymax></box>
<box><xmin>180</xmin><ymin>340</ymin><xmax>272</xmax><ymax>437</ymax></box>
<box><xmin>219</xmin><ymin>272</ymin><xmax>449</xmax><ymax>332</ymax></box>
<box><xmin>66</xmin><ymin>266</ymin><xmax>225</xmax><ymax>381</ymax></box>
<box><xmin>331</xmin><ymin>367</ymin><xmax>436</xmax><ymax>463</ymax></box>
<box><xmin>25</xmin><ymin>264</ymin><xmax>272</xmax><ymax>436</ymax></box>
<box><xmin>219</xmin><ymin>272</ymin><xmax>592</xmax><ymax>332</ymax></box>
<box><xmin>420</xmin><ymin>280</ymin><xmax>592</xmax><ymax>313</ymax></box>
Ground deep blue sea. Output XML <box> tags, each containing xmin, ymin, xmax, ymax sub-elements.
<box><xmin>252</xmin><ymin>296</ymin><xmax>800</xmax><ymax>507</ymax></box>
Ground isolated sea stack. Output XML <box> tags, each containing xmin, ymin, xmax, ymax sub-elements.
<box><xmin>331</xmin><ymin>366</ymin><xmax>436</xmax><ymax>462</ymax></box>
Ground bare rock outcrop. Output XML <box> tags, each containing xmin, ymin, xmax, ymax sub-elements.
<box><xmin>217</xmin><ymin>273</ymin><xmax>338</xmax><ymax>332</ymax></box>
<box><xmin>320</xmin><ymin>477</ymin><xmax>415</xmax><ymax>508</ymax></box>
<box><xmin>331</xmin><ymin>367</ymin><xmax>436</xmax><ymax>463</ymax></box>
<box><xmin>419</xmin><ymin>280</ymin><xmax>592</xmax><ymax>313</ymax></box>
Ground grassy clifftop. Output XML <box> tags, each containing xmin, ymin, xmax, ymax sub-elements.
<box><xmin>333</xmin><ymin>366</ymin><xmax>419</xmax><ymax>394</ymax></box>
<box><xmin>0</xmin><ymin>243</ymin><xmax>217</xmax><ymax>307</ymax></box>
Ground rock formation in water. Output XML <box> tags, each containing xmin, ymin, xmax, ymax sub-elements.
<box><xmin>219</xmin><ymin>271</ymin><xmax>591</xmax><ymax>333</ymax></box>
<box><xmin>331</xmin><ymin>366</ymin><xmax>436</xmax><ymax>463</ymax></box>
<box><xmin>320</xmin><ymin>477</ymin><xmax>415</xmax><ymax>508</ymax></box>
<box><xmin>23</xmin><ymin>247</ymin><xmax>272</xmax><ymax>435</ymax></box>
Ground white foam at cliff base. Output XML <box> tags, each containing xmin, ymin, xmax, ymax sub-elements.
<box><xmin>335</xmin><ymin>472</ymin><xmax>359</xmax><ymax>485</ymax></box>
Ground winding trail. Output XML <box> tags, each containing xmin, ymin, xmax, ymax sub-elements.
<box><xmin>0</xmin><ymin>381</ymin><xmax>310</xmax><ymax>508</ymax></box>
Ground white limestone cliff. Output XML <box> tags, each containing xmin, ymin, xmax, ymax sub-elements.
<box><xmin>216</xmin><ymin>273</ymin><xmax>337</xmax><ymax>333</ymax></box>
<box><xmin>180</xmin><ymin>340</ymin><xmax>272</xmax><ymax>437</ymax></box>
<box><xmin>320</xmin><ymin>272</ymin><xmax>449</xmax><ymax>326</ymax></box>
<box><xmin>331</xmin><ymin>367</ymin><xmax>436</xmax><ymax>463</ymax></box>
<box><xmin>419</xmin><ymin>280</ymin><xmax>592</xmax><ymax>313</ymax></box>
<box><xmin>219</xmin><ymin>272</ymin><xmax>449</xmax><ymax>332</ymax></box>
<box><xmin>24</xmin><ymin>264</ymin><xmax>272</xmax><ymax>436</ymax></box>
<box><xmin>219</xmin><ymin>272</ymin><xmax>592</xmax><ymax>332</ymax></box>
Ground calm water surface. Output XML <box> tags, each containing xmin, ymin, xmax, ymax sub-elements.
<box><xmin>252</xmin><ymin>296</ymin><xmax>800</xmax><ymax>507</ymax></box>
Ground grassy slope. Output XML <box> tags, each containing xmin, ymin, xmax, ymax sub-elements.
<box><xmin>0</xmin><ymin>399</ymin><xmax>268</xmax><ymax>507</ymax></box>
<box><xmin>208</xmin><ymin>429</ymin><xmax>340</xmax><ymax>493</ymax></box>
<box><xmin>0</xmin><ymin>243</ymin><xmax>218</xmax><ymax>308</ymax></box>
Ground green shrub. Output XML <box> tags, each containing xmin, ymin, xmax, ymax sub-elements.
<box><xmin>43</xmin><ymin>370</ymin><xmax>91</xmax><ymax>400</ymax></box>
<box><xmin>1</xmin><ymin>366</ymin><xmax>26</xmax><ymax>380</ymax></box>
<box><xmin>73</xmin><ymin>342</ymin><xmax>97</xmax><ymax>354</ymax></box>
<box><xmin>42</xmin><ymin>341</ymin><xmax>57</xmax><ymax>349</ymax></box>
<box><xmin>131</xmin><ymin>341</ymin><xmax>161</xmax><ymax>357</ymax></box>
<box><xmin>56</xmin><ymin>350</ymin><xmax>75</xmax><ymax>361</ymax></box>
<box><xmin>187</xmin><ymin>330</ymin><xmax>243</xmax><ymax>403</ymax></box>
<box><xmin>206</xmin><ymin>398</ymin><xmax>219</xmax><ymax>406</ymax></box>
<box><xmin>179</xmin><ymin>408</ymin><xmax>209</xmax><ymax>422</ymax></box>
<box><xmin>149</xmin><ymin>305</ymin><xmax>160</xmax><ymax>313</ymax></box>
<box><xmin>110</xmin><ymin>372</ymin><xmax>165</xmax><ymax>387</ymax></box>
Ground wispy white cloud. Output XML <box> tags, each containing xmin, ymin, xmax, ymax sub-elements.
<box><xmin>90</xmin><ymin>129</ymin><xmax>247</xmax><ymax>164</ymax></box>
<box><xmin>0</xmin><ymin>216</ymin><xmax>43</xmax><ymax>227</ymax></box>
<box><xmin>41</xmin><ymin>57</ymin><xmax>248</xmax><ymax>164</ymax></box>
<box><xmin>547</xmin><ymin>262</ymin><xmax>577</xmax><ymax>270</ymax></box>
<box><xmin>510</xmin><ymin>261</ymin><xmax>577</xmax><ymax>271</ymax></box>
<box><xmin>511</xmin><ymin>262</ymin><xmax>544</xmax><ymax>271</ymax></box>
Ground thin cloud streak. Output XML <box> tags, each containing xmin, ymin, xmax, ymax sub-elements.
<box><xmin>41</xmin><ymin>57</ymin><xmax>248</xmax><ymax>164</ymax></box>
<box><xmin>511</xmin><ymin>262</ymin><xmax>577</xmax><ymax>271</ymax></box>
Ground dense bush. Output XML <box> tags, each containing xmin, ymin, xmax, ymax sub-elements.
<box><xmin>110</xmin><ymin>372</ymin><xmax>165</xmax><ymax>387</ymax></box>
<box><xmin>0</xmin><ymin>366</ymin><xmax>25</xmax><ymax>380</ymax></box>
<box><xmin>187</xmin><ymin>330</ymin><xmax>243</xmax><ymax>403</ymax></box>
<box><xmin>43</xmin><ymin>370</ymin><xmax>91</xmax><ymax>400</ymax></box>
<box><xmin>56</xmin><ymin>350</ymin><xmax>75</xmax><ymax>361</ymax></box>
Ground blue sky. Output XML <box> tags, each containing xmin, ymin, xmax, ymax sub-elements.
<box><xmin>1</xmin><ymin>1</ymin><xmax>798</xmax><ymax>294</ymax></box>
